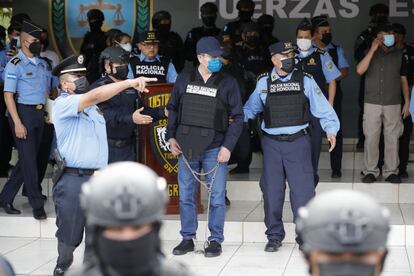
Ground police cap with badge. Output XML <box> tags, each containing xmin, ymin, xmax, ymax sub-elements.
<box><xmin>138</xmin><ymin>31</ymin><xmax>160</xmax><ymax>44</ymax></box>
<box><xmin>269</xmin><ymin>41</ymin><xmax>295</xmax><ymax>56</ymax></box>
<box><xmin>177</xmin><ymin>36</ymin><xmax>228</xmax><ymax>160</ymax></box>
<box><xmin>52</xmin><ymin>55</ymin><xmax>87</xmax><ymax>77</ymax></box>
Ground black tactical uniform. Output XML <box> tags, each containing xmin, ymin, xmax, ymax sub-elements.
<box><xmin>222</xmin><ymin>0</ymin><xmax>255</xmax><ymax>46</ymax></box>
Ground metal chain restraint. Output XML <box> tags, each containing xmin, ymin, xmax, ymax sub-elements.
<box><xmin>181</xmin><ymin>154</ymin><xmax>220</xmax><ymax>254</ymax></box>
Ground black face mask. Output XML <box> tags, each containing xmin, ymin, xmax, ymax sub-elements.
<box><xmin>29</xmin><ymin>41</ymin><xmax>42</xmax><ymax>56</ymax></box>
<box><xmin>318</xmin><ymin>262</ymin><xmax>377</xmax><ymax>276</ymax></box>
<box><xmin>280</xmin><ymin>57</ymin><xmax>295</xmax><ymax>74</ymax></box>
<box><xmin>97</xmin><ymin>230</ymin><xmax>159</xmax><ymax>276</ymax></box>
<box><xmin>372</xmin><ymin>15</ymin><xmax>388</xmax><ymax>26</ymax></box>
<box><xmin>202</xmin><ymin>15</ymin><xmax>216</xmax><ymax>27</ymax></box>
<box><xmin>245</xmin><ymin>36</ymin><xmax>260</xmax><ymax>47</ymax></box>
<box><xmin>89</xmin><ymin>20</ymin><xmax>103</xmax><ymax>32</ymax></box>
<box><xmin>322</xmin><ymin>33</ymin><xmax>332</xmax><ymax>45</ymax></box>
<box><xmin>239</xmin><ymin>10</ymin><xmax>253</xmax><ymax>22</ymax></box>
<box><xmin>157</xmin><ymin>24</ymin><xmax>171</xmax><ymax>37</ymax></box>
<box><xmin>261</xmin><ymin>25</ymin><xmax>274</xmax><ymax>35</ymax></box>
<box><xmin>111</xmin><ymin>65</ymin><xmax>129</xmax><ymax>80</ymax></box>
<box><xmin>73</xmin><ymin>77</ymin><xmax>90</xmax><ymax>94</ymax></box>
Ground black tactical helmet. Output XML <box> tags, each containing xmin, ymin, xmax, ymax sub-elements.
<box><xmin>87</xmin><ymin>9</ymin><xmax>105</xmax><ymax>22</ymax></box>
<box><xmin>152</xmin><ymin>10</ymin><xmax>171</xmax><ymax>29</ymax></box>
<box><xmin>369</xmin><ymin>3</ymin><xmax>389</xmax><ymax>17</ymax></box>
<box><xmin>236</xmin><ymin>0</ymin><xmax>255</xmax><ymax>10</ymax></box>
<box><xmin>200</xmin><ymin>2</ymin><xmax>218</xmax><ymax>14</ymax></box>
<box><xmin>257</xmin><ymin>14</ymin><xmax>274</xmax><ymax>25</ymax></box>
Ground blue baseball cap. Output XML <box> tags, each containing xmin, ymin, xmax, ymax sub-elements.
<box><xmin>196</xmin><ymin>36</ymin><xmax>223</xmax><ymax>57</ymax></box>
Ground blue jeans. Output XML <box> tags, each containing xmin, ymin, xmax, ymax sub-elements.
<box><xmin>178</xmin><ymin>147</ymin><xmax>228</xmax><ymax>243</ymax></box>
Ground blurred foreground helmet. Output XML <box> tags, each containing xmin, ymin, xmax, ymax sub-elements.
<box><xmin>297</xmin><ymin>190</ymin><xmax>390</xmax><ymax>254</ymax></box>
<box><xmin>81</xmin><ymin>162</ymin><xmax>168</xmax><ymax>228</ymax></box>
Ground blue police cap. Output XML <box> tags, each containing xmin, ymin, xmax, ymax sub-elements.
<box><xmin>52</xmin><ymin>55</ymin><xmax>87</xmax><ymax>76</ymax></box>
<box><xmin>196</xmin><ymin>36</ymin><xmax>223</xmax><ymax>57</ymax></box>
<box><xmin>138</xmin><ymin>31</ymin><xmax>160</xmax><ymax>43</ymax></box>
<box><xmin>21</xmin><ymin>20</ymin><xmax>43</xmax><ymax>40</ymax></box>
<box><xmin>269</xmin><ymin>41</ymin><xmax>295</xmax><ymax>56</ymax></box>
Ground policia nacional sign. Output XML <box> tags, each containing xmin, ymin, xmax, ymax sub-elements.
<box><xmin>49</xmin><ymin>0</ymin><xmax>154</xmax><ymax>57</ymax></box>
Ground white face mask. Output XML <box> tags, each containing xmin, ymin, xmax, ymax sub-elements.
<box><xmin>119</xmin><ymin>43</ymin><xmax>132</xmax><ymax>53</ymax></box>
<box><xmin>297</xmin><ymin>38</ymin><xmax>312</xmax><ymax>52</ymax></box>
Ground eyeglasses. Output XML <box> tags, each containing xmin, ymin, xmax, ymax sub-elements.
<box><xmin>141</xmin><ymin>43</ymin><xmax>159</xmax><ymax>48</ymax></box>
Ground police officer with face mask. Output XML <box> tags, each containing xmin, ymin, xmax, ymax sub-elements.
<box><xmin>244</xmin><ymin>41</ymin><xmax>339</xmax><ymax>252</ymax></box>
<box><xmin>184</xmin><ymin>2</ymin><xmax>221</xmax><ymax>66</ymax></box>
<box><xmin>65</xmin><ymin>162</ymin><xmax>193</xmax><ymax>276</ymax></box>
<box><xmin>128</xmin><ymin>31</ymin><xmax>177</xmax><ymax>83</ymax></box>
<box><xmin>91</xmin><ymin>46</ymin><xmax>166</xmax><ymax>163</ymax></box>
<box><xmin>51</xmin><ymin>55</ymin><xmax>156</xmax><ymax>275</ymax></box>
<box><xmin>312</xmin><ymin>15</ymin><xmax>350</xmax><ymax>179</ymax></box>
<box><xmin>167</xmin><ymin>36</ymin><xmax>243</xmax><ymax>257</ymax></box>
<box><xmin>80</xmin><ymin>9</ymin><xmax>107</xmax><ymax>83</ymax></box>
<box><xmin>297</xmin><ymin>190</ymin><xmax>390</xmax><ymax>276</ymax></box>
<box><xmin>223</xmin><ymin>0</ymin><xmax>256</xmax><ymax>45</ymax></box>
<box><xmin>0</xmin><ymin>20</ymin><xmax>51</xmax><ymax>219</ymax></box>
<box><xmin>295</xmin><ymin>18</ymin><xmax>341</xmax><ymax>185</ymax></box>
<box><xmin>152</xmin><ymin>10</ymin><xmax>185</xmax><ymax>73</ymax></box>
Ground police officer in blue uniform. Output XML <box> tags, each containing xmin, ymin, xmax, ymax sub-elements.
<box><xmin>167</xmin><ymin>36</ymin><xmax>243</xmax><ymax>257</ymax></box>
<box><xmin>184</xmin><ymin>2</ymin><xmax>221</xmax><ymax>67</ymax></box>
<box><xmin>128</xmin><ymin>31</ymin><xmax>177</xmax><ymax>83</ymax></box>
<box><xmin>295</xmin><ymin>18</ymin><xmax>341</xmax><ymax>185</ymax></box>
<box><xmin>312</xmin><ymin>15</ymin><xmax>350</xmax><ymax>178</ymax></box>
<box><xmin>244</xmin><ymin>41</ymin><xmax>339</xmax><ymax>252</ymax></box>
<box><xmin>51</xmin><ymin>55</ymin><xmax>156</xmax><ymax>275</ymax></box>
<box><xmin>91</xmin><ymin>46</ymin><xmax>166</xmax><ymax>163</ymax></box>
<box><xmin>0</xmin><ymin>20</ymin><xmax>51</xmax><ymax>219</ymax></box>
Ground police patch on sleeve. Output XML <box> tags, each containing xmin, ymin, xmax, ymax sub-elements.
<box><xmin>7</xmin><ymin>73</ymin><xmax>17</xmax><ymax>79</ymax></box>
<box><xmin>325</xmin><ymin>60</ymin><xmax>335</xmax><ymax>71</ymax></box>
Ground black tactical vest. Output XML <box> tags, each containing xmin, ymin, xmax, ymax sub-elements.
<box><xmin>297</xmin><ymin>48</ymin><xmax>327</xmax><ymax>96</ymax></box>
<box><xmin>264</xmin><ymin>70</ymin><xmax>310</xmax><ymax>128</ymax></box>
<box><xmin>129</xmin><ymin>56</ymin><xmax>169</xmax><ymax>83</ymax></box>
<box><xmin>178</xmin><ymin>71</ymin><xmax>228</xmax><ymax>132</ymax></box>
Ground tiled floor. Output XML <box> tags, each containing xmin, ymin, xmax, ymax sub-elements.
<box><xmin>1</xmin><ymin>237</ymin><xmax>414</xmax><ymax>276</ymax></box>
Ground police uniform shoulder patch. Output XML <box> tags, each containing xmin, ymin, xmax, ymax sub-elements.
<box><xmin>315</xmin><ymin>48</ymin><xmax>325</xmax><ymax>55</ymax></box>
<box><xmin>10</xmin><ymin>57</ymin><xmax>21</xmax><ymax>65</ymax></box>
<box><xmin>257</xmin><ymin>72</ymin><xmax>268</xmax><ymax>82</ymax></box>
<box><xmin>303</xmin><ymin>72</ymin><xmax>313</xmax><ymax>79</ymax></box>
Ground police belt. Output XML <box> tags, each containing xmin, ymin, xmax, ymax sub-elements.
<box><xmin>107</xmin><ymin>137</ymin><xmax>133</xmax><ymax>148</ymax></box>
<box><xmin>64</xmin><ymin>167</ymin><xmax>96</xmax><ymax>176</ymax></box>
<box><xmin>17</xmin><ymin>103</ymin><xmax>44</xmax><ymax>110</ymax></box>
<box><xmin>264</xmin><ymin>128</ymin><xmax>309</xmax><ymax>142</ymax></box>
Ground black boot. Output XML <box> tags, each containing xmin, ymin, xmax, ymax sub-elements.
<box><xmin>172</xmin><ymin>239</ymin><xmax>194</xmax><ymax>255</ymax></box>
<box><xmin>0</xmin><ymin>201</ymin><xmax>21</xmax><ymax>214</ymax></box>
<box><xmin>54</xmin><ymin>242</ymin><xmax>75</xmax><ymax>275</ymax></box>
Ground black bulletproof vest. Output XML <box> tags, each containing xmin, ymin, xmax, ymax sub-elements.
<box><xmin>129</xmin><ymin>56</ymin><xmax>169</xmax><ymax>83</ymax></box>
<box><xmin>297</xmin><ymin>49</ymin><xmax>327</xmax><ymax>96</ymax></box>
<box><xmin>264</xmin><ymin>70</ymin><xmax>310</xmax><ymax>128</ymax></box>
<box><xmin>178</xmin><ymin>71</ymin><xmax>228</xmax><ymax>132</ymax></box>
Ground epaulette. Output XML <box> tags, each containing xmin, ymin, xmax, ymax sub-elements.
<box><xmin>303</xmin><ymin>72</ymin><xmax>313</xmax><ymax>79</ymax></box>
<box><xmin>257</xmin><ymin>72</ymin><xmax>268</xmax><ymax>82</ymax></box>
<box><xmin>10</xmin><ymin>57</ymin><xmax>21</xmax><ymax>65</ymax></box>
<box><xmin>315</xmin><ymin>48</ymin><xmax>325</xmax><ymax>55</ymax></box>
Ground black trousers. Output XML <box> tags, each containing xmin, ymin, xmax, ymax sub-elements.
<box><xmin>0</xmin><ymin>96</ymin><xmax>13</xmax><ymax>173</ymax></box>
<box><xmin>330</xmin><ymin>88</ymin><xmax>343</xmax><ymax>173</ymax></box>
<box><xmin>399</xmin><ymin>114</ymin><xmax>412</xmax><ymax>173</ymax></box>
<box><xmin>0</xmin><ymin>105</ymin><xmax>45</xmax><ymax>209</ymax></box>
